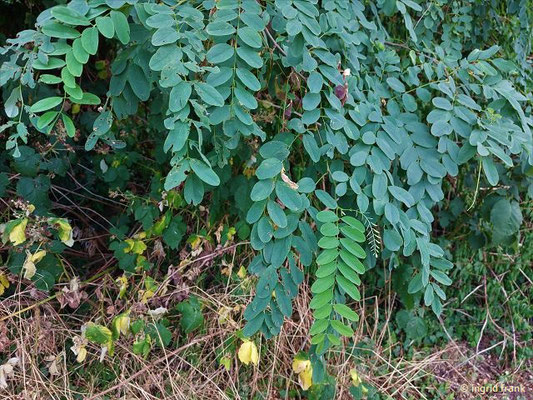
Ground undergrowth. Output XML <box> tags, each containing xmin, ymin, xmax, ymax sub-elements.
<box><xmin>0</xmin><ymin>0</ymin><xmax>532</xmax><ymax>399</ymax></box>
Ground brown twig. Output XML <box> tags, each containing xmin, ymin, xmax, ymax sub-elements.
<box><xmin>86</xmin><ymin>332</ymin><xmax>220</xmax><ymax>400</ymax></box>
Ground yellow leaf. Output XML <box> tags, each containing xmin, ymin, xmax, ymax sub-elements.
<box><xmin>219</xmin><ymin>356</ymin><xmax>231</xmax><ymax>371</ymax></box>
<box><xmin>9</xmin><ymin>218</ymin><xmax>28</xmax><ymax>246</ymax></box>
<box><xmin>140</xmin><ymin>290</ymin><xmax>154</xmax><ymax>304</ymax></box>
<box><xmin>113</xmin><ymin>313</ymin><xmax>131</xmax><ymax>337</ymax></box>
<box><xmin>49</xmin><ymin>218</ymin><xmax>74</xmax><ymax>247</ymax></box>
<box><xmin>217</xmin><ymin>306</ymin><xmax>232</xmax><ymax>324</ymax></box>
<box><xmin>136</xmin><ymin>255</ymin><xmax>147</xmax><ymax>269</ymax></box>
<box><xmin>116</xmin><ymin>275</ymin><xmax>128</xmax><ymax>299</ymax></box>
<box><xmin>144</xmin><ymin>276</ymin><xmax>158</xmax><ymax>291</ymax></box>
<box><xmin>298</xmin><ymin>365</ymin><xmax>313</xmax><ymax>391</ymax></box>
<box><xmin>30</xmin><ymin>250</ymin><xmax>46</xmax><ymax>264</ymax></box>
<box><xmin>125</xmin><ymin>239</ymin><xmax>146</xmax><ymax>254</ymax></box>
<box><xmin>124</xmin><ymin>239</ymin><xmax>134</xmax><ymax>253</ymax></box>
<box><xmin>76</xmin><ymin>347</ymin><xmax>87</xmax><ymax>363</ymax></box>
<box><xmin>58</xmin><ymin>220</ymin><xmax>73</xmax><ymax>246</ymax></box>
<box><xmin>23</xmin><ymin>249</ymin><xmax>47</xmax><ymax>280</ymax></box>
<box><xmin>226</xmin><ymin>227</ymin><xmax>236</xmax><ymax>241</ymax></box>
<box><xmin>70</xmin><ymin>336</ymin><xmax>88</xmax><ymax>363</ymax></box>
<box><xmin>132</xmin><ymin>241</ymin><xmax>147</xmax><ymax>254</ymax></box>
<box><xmin>118</xmin><ymin>314</ymin><xmax>130</xmax><ymax>335</ymax></box>
<box><xmin>236</xmin><ymin>265</ymin><xmax>247</xmax><ymax>279</ymax></box>
<box><xmin>293</xmin><ymin>356</ymin><xmax>313</xmax><ymax>390</ymax></box>
<box><xmin>119</xmin><ymin>318</ymin><xmax>130</xmax><ymax>335</ymax></box>
<box><xmin>237</xmin><ymin>340</ymin><xmax>259</xmax><ymax>366</ymax></box>
<box><xmin>23</xmin><ymin>260</ymin><xmax>36</xmax><ymax>280</ymax></box>
<box><xmin>189</xmin><ymin>235</ymin><xmax>202</xmax><ymax>250</ymax></box>
<box><xmin>350</xmin><ymin>368</ymin><xmax>362</xmax><ymax>386</ymax></box>
<box><xmin>23</xmin><ymin>252</ymin><xmax>35</xmax><ymax>279</ymax></box>
<box><xmin>0</xmin><ymin>272</ymin><xmax>9</xmax><ymax>296</ymax></box>
<box><xmin>0</xmin><ymin>273</ymin><xmax>9</xmax><ymax>289</ymax></box>
<box><xmin>292</xmin><ymin>358</ymin><xmax>310</xmax><ymax>374</ymax></box>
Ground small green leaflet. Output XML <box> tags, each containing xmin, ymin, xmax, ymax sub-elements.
<box><xmin>189</xmin><ymin>159</ymin><xmax>220</xmax><ymax>186</ymax></box>
<box><xmin>330</xmin><ymin>319</ymin><xmax>354</xmax><ymax>337</ymax></box>
<box><xmin>96</xmin><ymin>16</ymin><xmax>114</xmax><ymax>39</ymax></box>
<box><xmin>236</xmin><ymin>68</ymin><xmax>261</xmax><ymax>91</ymax></box>
<box><xmin>51</xmin><ymin>6</ymin><xmax>90</xmax><ymax>26</ymax></box>
<box><xmin>250</xmin><ymin>179</ymin><xmax>275</xmax><ymax>201</ymax></box>
<box><xmin>152</xmin><ymin>27</ymin><xmax>179</xmax><ymax>46</ymax></box>
<box><xmin>206</xmin><ymin>21</ymin><xmax>235</xmax><ymax>36</ymax></box>
<box><xmin>195</xmin><ymin>83</ymin><xmax>224</xmax><ymax>107</ymax></box>
<box><xmin>386</xmin><ymin>77</ymin><xmax>405</xmax><ymax>93</ymax></box>
<box><xmin>256</xmin><ymin>158</ymin><xmax>282</xmax><ymax>180</ymax></box>
<box><xmin>34</xmin><ymin>57</ymin><xmax>65</xmax><ymax>70</ymax></box>
<box><xmin>389</xmin><ymin>186</ymin><xmax>415</xmax><ymax>207</ymax></box>
<box><xmin>42</xmin><ymin>22</ymin><xmax>80</xmax><ymax>39</ymax></box>
<box><xmin>62</xmin><ymin>114</ymin><xmax>76</xmax><ymax>137</ymax></box>
<box><xmin>432</xmin><ymin>97</ymin><xmax>453</xmax><ymax>110</ymax></box>
<box><xmin>237</xmin><ymin>27</ymin><xmax>262</xmax><ymax>48</ymax></box>
<box><xmin>30</xmin><ymin>97</ymin><xmax>63</xmax><ymax>113</ymax></box>
<box><xmin>164</xmin><ymin>122</ymin><xmax>189</xmax><ymax>153</ymax></box>
<box><xmin>207</xmin><ymin>43</ymin><xmax>234</xmax><ymax>64</ymax></box>
<box><xmin>169</xmin><ymin>81</ymin><xmax>192</xmax><ymax>112</ymax></box>
<box><xmin>110</xmin><ymin>10</ymin><xmax>130</xmax><ymax>44</ymax></box>
<box><xmin>39</xmin><ymin>74</ymin><xmax>62</xmax><ymax>84</ymax></box>
<box><xmin>81</xmin><ymin>27</ymin><xmax>99</xmax><ymax>55</ymax></box>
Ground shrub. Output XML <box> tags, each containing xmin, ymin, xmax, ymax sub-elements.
<box><xmin>1</xmin><ymin>0</ymin><xmax>531</xmax><ymax>381</ymax></box>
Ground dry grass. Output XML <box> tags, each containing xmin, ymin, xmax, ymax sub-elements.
<box><xmin>0</xmin><ymin>260</ymin><xmax>531</xmax><ymax>400</ymax></box>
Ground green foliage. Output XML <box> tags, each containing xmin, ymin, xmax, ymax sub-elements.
<box><xmin>442</xmin><ymin>223</ymin><xmax>533</xmax><ymax>363</ymax></box>
<box><xmin>1</xmin><ymin>0</ymin><xmax>532</xmax><ymax>387</ymax></box>
<box><xmin>176</xmin><ymin>295</ymin><xmax>204</xmax><ymax>334</ymax></box>
<box><xmin>310</xmin><ymin>212</ymin><xmax>365</xmax><ymax>352</ymax></box>
<box><xmin>85</xmin><ymin>322</ymin><xmax>115</xmax><ymax>355</ymax></box>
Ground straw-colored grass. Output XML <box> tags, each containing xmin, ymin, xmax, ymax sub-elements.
<box><xmin>1</xmin><ymin>256</ymin><xmax>530</xmax><ymax>400</ymax></box>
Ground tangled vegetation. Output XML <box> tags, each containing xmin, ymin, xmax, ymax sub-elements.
<box><xmin>0</xmin><ymin>0</ymin><xmax>531</xmax><ymax>398</ymax></box>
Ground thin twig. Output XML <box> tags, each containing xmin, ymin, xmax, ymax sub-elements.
<box><xmin>0</xmin><ymin>264</ymin><xmax>115</xmax><ymax>322</ymax></box>
<box><xmin>86</xmin><ymin>332</ymin><xmax>221</xmax><ymax>400</ymax></box>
